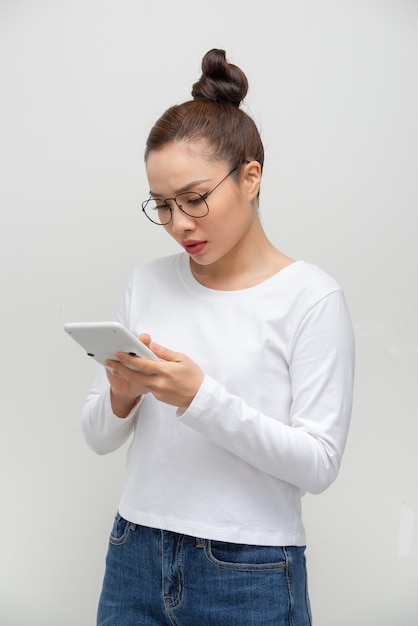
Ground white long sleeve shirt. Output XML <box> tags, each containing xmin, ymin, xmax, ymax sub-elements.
<box><xmin>82</xmin><ymin>254</ymin><xmax>355</xmax><ymax>546</ymax></box>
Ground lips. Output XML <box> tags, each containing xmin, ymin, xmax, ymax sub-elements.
<box><xmin>182</xmin><ymin>240</ymin><xmax>207</xmax><ymax>255</ymax></box>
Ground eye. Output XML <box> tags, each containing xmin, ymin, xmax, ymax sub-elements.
<box><xmin>189</xmin><ymin>196</ymin><xmax>205</xmax><ymax>206</ymax></box>
<box><xmin>180</xmin><ymin>192</ymin><xmax>205</xmax><ymax>206</ymax></box>
<box><xmin>154</xmin><ymin>199</ymin><xmax>170</xmax><ymax>209</ymax></box>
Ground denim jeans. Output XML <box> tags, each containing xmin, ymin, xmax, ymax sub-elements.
<box><xmin>97</xmin><ymin>514</ymin><xmax>312</xmax><ymax>625</ymax></box>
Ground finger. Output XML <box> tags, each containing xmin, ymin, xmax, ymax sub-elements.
<box><xmin>139</xmin><ymin>333</ymin><xmax>151</xmax><ymax>346</ymax></box>
<box><xmin>148</xmin><ymin>341</ymin><xmax>182</xmax><ymax>362</ymax></box>
<box><xmin>105</xmin><ymin>359</ymin><xmax>125</xmax><ymax>373</ymax></box>
<box><xmin>111</xmin><ymin>353</ymin><xmax>158</xmax><ymax>375</ymax></box>
<box><xmin>105</xmin><ymin>361</ymin><xmax>124</xmax><ymax>377</ymax></box>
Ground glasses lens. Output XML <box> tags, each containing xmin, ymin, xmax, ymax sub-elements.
<box><xmin>142</xmin><ymin>199</ymin><xmax>172</xmax><ymax>225</ymax></box>
<box><xmin>175</xmin><ymin>192</ymin><xmax>208</xmax><ymax>218</ymax></box>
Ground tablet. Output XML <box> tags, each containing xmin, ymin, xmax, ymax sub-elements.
<box><xmin>63</xmin><ymin>321</ymin><xmax>158</xmax><ymax>368</ymax></box>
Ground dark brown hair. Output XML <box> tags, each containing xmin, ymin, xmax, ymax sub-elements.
<box><xmin>145</xmin><ymin>49</ymin><xmax>264</xmax><ymax>172</ymax></box>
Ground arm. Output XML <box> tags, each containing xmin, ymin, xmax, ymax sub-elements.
<box><xmin>178</xmin><ymin>291</ymin><xmax>355</xmax><ymax>494</ymax></box>
<box><xmin>80</xmin><ymin>272</ymin><xmax>152</xmax><ymax>454</ymax></box>
<box><xmin>81</xmin><ymin>365</ymin><xmax>143</xmax><ymax>455</ymax></box>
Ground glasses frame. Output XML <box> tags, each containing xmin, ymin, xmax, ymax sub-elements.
<box><xmin>141</xmin><ymin>164</ymin><xmax>239</xmax><ymax>225</ymax></box>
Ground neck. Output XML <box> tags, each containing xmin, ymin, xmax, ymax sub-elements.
<box><xmin>190</xmin><ymin>224</ymin><xmax>294</xmax><ymax>290</ymax></box>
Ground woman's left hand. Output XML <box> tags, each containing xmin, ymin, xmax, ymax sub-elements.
<box><xmin>105</xmin><ymin>334</ymin><xmax>204</xmax><ymax>410</ymax></box>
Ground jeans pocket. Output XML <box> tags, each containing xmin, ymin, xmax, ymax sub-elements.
<box><xmin>205</xmin><ymin>540</ymin><xmax>288</xmax><ymax>572</ymax></box>
<box><xmin>109</xmin><ymin>513</ymin><xmax>135</xmax><ymax>546</ymax></box>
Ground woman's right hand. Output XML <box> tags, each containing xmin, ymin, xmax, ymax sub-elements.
<box><xmin>106</xmin><ymin>334</ymin><xmax>155</xmax><ymax>417</ymax></box>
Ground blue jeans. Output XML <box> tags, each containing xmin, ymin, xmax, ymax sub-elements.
<box><xmin>97</xmin><ymin>514</ymin><xmax>312</xmax><ymax>625</ymax></box>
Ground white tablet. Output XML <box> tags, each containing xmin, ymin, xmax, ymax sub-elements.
<box><xmin>63</xmin><ymin>321</ymin><xmax>158</xmax><ymax>368</ymax></box>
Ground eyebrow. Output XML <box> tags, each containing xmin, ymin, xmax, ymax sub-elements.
<box><xmin>149</xmin><ymin>178</ymin><xmax>211</xmax><ymax>198</ymax></box>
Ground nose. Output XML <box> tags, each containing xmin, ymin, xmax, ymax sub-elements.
<box><xmin>169</xmin><ymin>202</ymin><xmax>196</xmax><ymax>233</ymax></box>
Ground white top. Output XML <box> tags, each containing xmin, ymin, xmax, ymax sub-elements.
<box><xmin>82</xmin><ymin>254</ymin><xmax>355</xmax><ymax>546</ymax></box>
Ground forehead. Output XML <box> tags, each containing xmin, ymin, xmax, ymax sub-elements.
<box><xmin>146</xmin><ymin>141</ymin><xmax>227</xmax><ymax>195</ymax></box>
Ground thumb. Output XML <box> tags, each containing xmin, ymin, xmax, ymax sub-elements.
<box><xmin>139</xmin><ymin>333</ymin><xmax>152</xmax><ymax>347</ymax></box>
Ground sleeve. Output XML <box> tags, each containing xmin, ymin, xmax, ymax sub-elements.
<box><xmin>177</xmin><ymin>290</ymin><xmax>355</xmax><ymax>494</ymax></box>
<box><xmin>80</xmin><ymin>272</ymin><xmax>142</xmax><ymax>455</ymax></box>
<box><xmin>81</xmin><ymin>365</ymin><xmax>142</xmax><ymax>455</ymax></box>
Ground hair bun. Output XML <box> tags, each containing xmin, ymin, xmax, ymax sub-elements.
<box><xmin>191</xmin><ymin>49</ymin><xmax>248</xmax><ymax>107</ymax></box>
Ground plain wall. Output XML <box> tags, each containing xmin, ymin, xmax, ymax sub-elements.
<box><xmin>1</xmin><ymin>1</ymin><xmax>417</xmax><ymax>624</ymax></box>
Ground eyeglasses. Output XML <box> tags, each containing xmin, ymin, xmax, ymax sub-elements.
<box><xmin>141</xmin><ymin>165</ymin><xmax>239</xmax><ymax>225</ymax></box>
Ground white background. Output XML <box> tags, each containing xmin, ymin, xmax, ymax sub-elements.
<box><xmin>1</xmin><ymin>1</ymin><xmax>417</xmax><ymax>624</ymax></box>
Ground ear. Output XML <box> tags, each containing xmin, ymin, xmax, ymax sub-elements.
<box><xmin>242</xmin><ymin>160</ymin><xmax>262</xmax><ymax>201</ymax></box>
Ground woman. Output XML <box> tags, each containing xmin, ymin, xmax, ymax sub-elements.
<box><xmin>82</xmin><ymin>48</ymin><xmax>355</xmax><ymax>625</ymax></box>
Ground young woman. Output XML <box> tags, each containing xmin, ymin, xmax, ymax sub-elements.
<box><xmin>82</xmin><ymin>48</ymin><xmax>355</xmax><ymax>625</ymax></box>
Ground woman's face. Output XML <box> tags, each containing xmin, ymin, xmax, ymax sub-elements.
<box><xmin>145</xmin><ymin>141</ymin><xmax>261</xmax><ymax>269</ymax></box>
